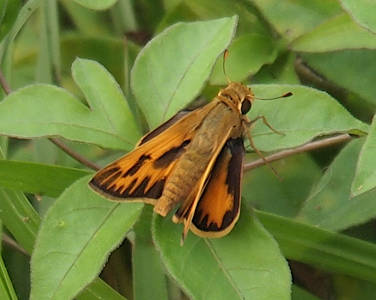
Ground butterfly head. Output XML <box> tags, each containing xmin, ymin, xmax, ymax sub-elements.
<box><xmin>218</xmin><ymin>82</ymin><xmax>254</xmax><ymax>115</ymax></box>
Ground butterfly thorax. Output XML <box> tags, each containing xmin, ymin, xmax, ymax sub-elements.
<box><xmin>217</xmin><ymin>82</ymin><xmax>254</xmax><ymax>116</ymax></box>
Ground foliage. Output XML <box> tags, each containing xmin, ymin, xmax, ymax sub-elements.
<box><xmin>1</xmin><ymin>0</ymin><xmax>376</xmax><ymax>299</ymax></box>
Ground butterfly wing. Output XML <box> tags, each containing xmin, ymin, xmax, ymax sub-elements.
<box><xmin>89</xmin><ymin>102</ymin><xmax>217</xmax><ymax>203</ymax></box>
<box><xmin>174</xmin><ymin>138</ymin><xmax>244</xmax><ymax>238</ymax></box>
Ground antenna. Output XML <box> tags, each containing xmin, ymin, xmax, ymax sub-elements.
<box><xmin>222</xmin><ymin>49</ymin><xmax>231</xmax><ymax>84</ymax></box>
<box><xmin>254</xmin><ymin>92</ymin><xmax>292</xmax><ymax>101</ymax></box>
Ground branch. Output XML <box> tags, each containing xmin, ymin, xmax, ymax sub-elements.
<box><xmin>2</xmin><ymin>234</ymin><xmax>29</xmax><ymax>256</ymax></box>
<box><xmin>0</xmin><ymin>67</ymin><xmax>11</xmax><ymax>94</ymax></box>
<box><xmin>244</xmin><ymin>133</ymin><xmax>352</xmax><ymax>172</ymax></box>
<box><xmin>49</xmin><ymin>138</ymin><xmax>100</xmax><ymax>171</ymax></box>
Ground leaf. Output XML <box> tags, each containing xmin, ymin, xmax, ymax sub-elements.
<box><xmin>30</xmin><ymin>176</ymin><xmax>143</xmax><ymax>300</ymax></box>
<box><xmin>210</xmin><ymin>34</ymin><xmax>278</xmax><ymax>85</ymax></box>
<box><xmin>0</xmin><ymin>255</ymin><xmax>18</xmax><ymax>300</ymax></box>
<box><xmin>131</xmin><ymin>16</ymin><xmax>238</xmax><ymax>128</ymax></box>
<box><xmin>295</xmin><ymin>139</ymin><xmax>376</xmax><ymax>231</ymax></box>
<box><xmin>249</xmin><ymin>85</ymin><xmax>369</xmax><ymax>152</ymax></box>
<box><xmin>251</xmin><ymin>0</ymin><xmax>342</xmax><ymax>41</ymax></box>
<box><xmin>72</xmin><ymin>0</ymin><xmax>118</xmax><ymax>10</ymax></box>
<box><xmin>132</xmin><ymin>206</ymin><xmax>169</xmax><ymax>300</ymax></box>
<box><xmin>0</xmin><ymin>186</ymin><xmax>40</xmax><ymax>254</ymax></box>
<box><xmin>153</xmin><ymin>206</ymin><xmax>291</xmax><ymax>300</ymax></box>
<box><xmin>291</xmin><ymin>14</ymin><xmax>376</xmax><ymax>52</ymax></box>
<box><xmin>243</xmin><ymin>153</ymin><xmax>322</xmax><ymax>218</ymax></box>
<box><xmin>300</xmin><ymin>50</ymin><xmax>376</xmax><ymax>106</ymax></box>
<box><xmin>340</xmin><ymin>0</ymin><xmax>376</xmax><ymax>34</ymax></box>
<box><xmin>0</xmin><ymin>160</ymin><xmax>89</xmax><ymax>198</ymax></box>
<box><xmin>0</xmin><ymin>0</ymin><xmax>44</xmax><ymax>62</ymax></box>
<box><xmin>258</xmin><ymin>211</ymin><xmax>376</xmax><ymax>284</ymax></box>
<box><xmin>0</xmin><ymin>59</ymin><xmax>140</xmax><ymax>151</ymax></box>
<box><xmin>352</xmin><ymin>114</ymin><xmax>376</xmax><ymax>196</ymax></box>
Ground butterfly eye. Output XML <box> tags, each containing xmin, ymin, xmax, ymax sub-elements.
<box><xmin>241</xmin><ymin>99</ymin><xmax>252</xmax><ymax>115</ymax></box>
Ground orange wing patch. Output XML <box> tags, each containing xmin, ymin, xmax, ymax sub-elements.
<box><xmin>191</xmin><ymin>138</ymin><xmax>244</xmax><ymax>237</ymax></box>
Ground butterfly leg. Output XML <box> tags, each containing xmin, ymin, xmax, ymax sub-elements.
<box><xmin>247</xmin><ymin>115</ymin><xmax>284</xmax><ymax>136</ymax></box>
<box><xmin>242</xmin><ymin>121</ymin><xmax>283</xmax><ymax>181</ymax></box>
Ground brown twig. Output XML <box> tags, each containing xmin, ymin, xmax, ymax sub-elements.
<box><xmin>49</xmin><ymin>138</ymin><xmax>100</xmax><ymax>171</ymax></box>
<box><xmin>0</xmin><ymin>67</ymin><xmax>12</xmax><ymax>94</ymax></box>
<box><xmin>244</xmin><ymin>133</ymin><xmax>352</xmax><ymax>172</ymax></box>
<box><xmin>2</xmin><ymin>234</ymin><xmax>29</xmax><ymax>256</ymax></box>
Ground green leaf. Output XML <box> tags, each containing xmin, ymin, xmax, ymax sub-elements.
<box><xmin>210</xmin><ymin>34</ymin><xmax>278</xmax><ymax>85</ymax></box>
<box><xmin>291</xmin><ymin>14</ymin><xmax>376</xmax><ymax>52</ymax></box>
<box><xmin>340</xmin><ymin>0</ymin><xmax>376</xmax><ymax>34</ymax></box>
<box><xmin>249</xmin><ymin>85</ymin><xmax>369</xmax><ymax>152</ymax></box>
<box><xmin>243</xmin><ymin>153</ymin><xmax>321</xmax><ymax>218</ymax></box>
<box><xmin>71</xmin><ymin>58</ymin><xmax>140</xmax><ymax>149</ymax></box>
<box><xmin>0</xmin><ymin>254</ymin><xmax>18</xmax><ymax>300</ymax></box>
<box><xmin>77</xmin><ymin>278</ymin><xmax>127</xmax><ymax>300</ymax></box>
<box><xmin>0</xmin><ymin>160</ymin><xmax>89</xmax><ymax>198</ymax></box>
<box><xmin>0</xmin><ymin>59</ymin><xmax>140</xmax><ymax>151</ymax></box>
<box><xmin>300</xmin><ymin>50</ymin><xmax>376</xmax><ymax>106</ymax></box>
<box><xmin>0</xmin><ymin>0</ymin><xmax>21</xmax><ymax>42</ymax></box>
<box><xmin>133</xmin><ymin>207</ymin><xmax>169</xmax><ymax>300</ymax></box>
<box><xmin>352</xmin><ymin>114</ymin><xmax>376</xmax><ymax>196</ymax></box>
<box><xmin>153</xmin><ymin>206</ymin><xmax>291</xmax><ymax>300</ymax></box>
<box><xmin>131</xmin><ymin>16</ymin><xmax>238</xmax><ymax>128</ymax></box>
<box><xmin>72</xmin><ymin>0</ymin><xmax>118</xmax><ymax>10</ymax></box>
<box><xmin>251</xmin><ymin>0</ymin><xmax>342</xmax><ymax>41</ymax></box>
<box><xmin>296</xmin><ymin>139</ymin><xmax>376</xmax><ymax>231</ymax></box>
<box><xmin>258</xmin><ymin>211</ymin><xmax>376</xmax><ymax>284</ymax></box>
<box><xmin>0</xmin><ymin>0</ymin><xmax>44</xmax><ymax>62</ymax></box>
<box><xmin>133</xmin><ymin>236</ymin><xmax>169</xmax><ymax>300</ymax></box>
<box><xmin>292</xmin><ymin>285</ymin><xmax>320</xmax><ymax>300</ymax></box>
<box><xmin>159</xmin><ymin>0</ymin><xmax>268</xmax><ymax>37</ymax></box>
<box><xmin>31</xmin><ymin>176</ymin><xmax>143</xmax><ymax>300</ymax></box>
<box><xmin>0</xmin><ymin>187</ymin><xmax>40</xmax><ymax>254</ymax></box>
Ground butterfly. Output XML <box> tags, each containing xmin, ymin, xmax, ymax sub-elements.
<box><xmin>89</xmin><ymin>68</ymin><xmax>289</xmax><ymax>244</ymax></box>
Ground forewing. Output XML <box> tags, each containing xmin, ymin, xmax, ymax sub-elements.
<box><xmin>191</xmin><ymin>138</ymin><xmax>244</xmax><ymax>237</ymax></box>
<box><xmin>137</xmin><ymin>110</ymin><xmax>190</xmax><ymax>146</ymax></box>
<box><xmin>89</xmin><ymin>103</ymin><xmax>216</xmax><ymax>202</ymax></box>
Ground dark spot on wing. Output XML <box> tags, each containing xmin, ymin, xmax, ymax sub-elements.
<box><xmin>144</xmin><ymin>178</ymin><xmax>166</xmax><ymax>198</ymax></box>
<box><xmin>153</xmin><ymin>140</ymin><xmax>190</xmax><ymax>169</ymax></box>
<box><xmin>225</xmin><ymin>138</ymin><xmax>244</xmax><ymax>199</ymax></box>
<box><xmin>129</xmin><ymin>177</ymin><xmax>150</xmax><ymax>197</ymax></box>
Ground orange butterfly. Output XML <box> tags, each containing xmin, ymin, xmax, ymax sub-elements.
<box><xmin>89</xmin><ymin>68</ymin><xmax>289</xmax><ymax>244</ymax></box>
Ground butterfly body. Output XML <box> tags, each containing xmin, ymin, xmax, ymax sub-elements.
<box><xmin>90</xmin><ymin>82</ymin><xmax>255</xmax><ymax>242</ymax></box>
